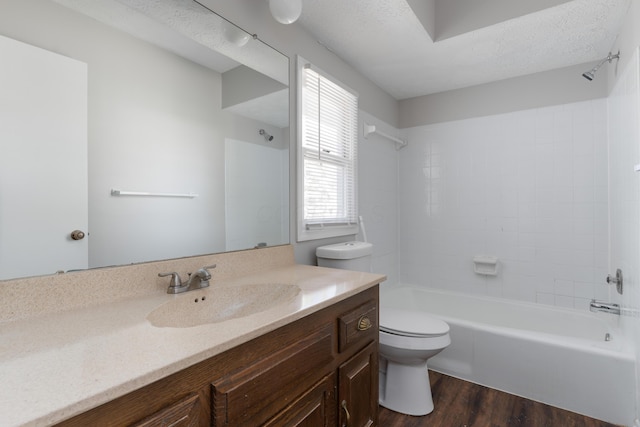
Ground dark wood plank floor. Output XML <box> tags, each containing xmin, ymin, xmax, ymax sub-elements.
<box><xmin>378</xmin><ymin>371</ymin><xmax>621</xmax><ymax>427</ymax></box>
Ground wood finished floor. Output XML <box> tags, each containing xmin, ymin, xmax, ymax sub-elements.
<box><xmin>378</xmin><ymin>371</ymin><xmax>621</xmax><ymax>427</ymax></box>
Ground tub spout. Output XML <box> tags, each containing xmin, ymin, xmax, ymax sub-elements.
<box><xmin>589</xmin><ymin>299</ymin><xmax>620</xmax><ymax>315</ymax></box>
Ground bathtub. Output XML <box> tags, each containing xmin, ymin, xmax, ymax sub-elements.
<box><xmin>381</xmin><ymin>286</ymin><xmax>635</xmax><ymax>426</ymax></box>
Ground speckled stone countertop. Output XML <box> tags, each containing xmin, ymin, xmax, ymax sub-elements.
<box><xmin>0</xmin><ymin>245</ymin><xmax>385</xmax><ymax>427</ymax></box>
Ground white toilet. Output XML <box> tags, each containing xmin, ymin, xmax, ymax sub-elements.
<box><xmin>316</xmin><ymin>242</ymin><xmax>451</xmax><ymax>416</ymax></box>
<box><xmin>378</xmin><ymin>307</ymin><xmax>450</xmax><ymax>415</ymax></box>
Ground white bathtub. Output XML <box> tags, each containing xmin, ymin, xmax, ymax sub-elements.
<box><xmin>381</xmin><ymin>286</ymin><xmax>635</xmax><ymax>426</ymax></box>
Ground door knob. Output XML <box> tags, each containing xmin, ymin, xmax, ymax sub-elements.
<box><xmin>70</xmin><ymin>230</ymin><xmax>85</xmax><ymax>240</ymax></box>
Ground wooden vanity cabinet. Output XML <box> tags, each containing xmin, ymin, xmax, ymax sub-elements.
<box><xmin>55</xmin><ymin>285</ymin><xmax>379</xmax><ymax>427</ymax></box>
<box><xmin>130</xmin><ymin>393</ymin><xmax>204</xmax><ymax>427</ymax></box>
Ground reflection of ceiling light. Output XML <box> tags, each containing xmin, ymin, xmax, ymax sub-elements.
<box><xmin>223</xmin><ymin>22</ymin><xmax>251</xmax><ymax>47</ymax></box>
<box><xmin>269</xmin><ymin>0</ymin><xmax>302</xmax><ymax>24</ymax></box>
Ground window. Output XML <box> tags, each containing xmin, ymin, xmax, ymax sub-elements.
<box><xmin>297</xmin><ymin>57</ymin><xmax>359</xmax><ymax>241</ymax></box>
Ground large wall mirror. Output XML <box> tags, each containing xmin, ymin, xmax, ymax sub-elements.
<box><xmin>0</xmin><ymin>0</ymin><xmax>290</xmax><ymax>280</ymax></box>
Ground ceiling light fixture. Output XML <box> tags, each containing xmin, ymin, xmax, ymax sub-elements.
<box><xmin>268</xmin><ymin>0</ymin><xmax>302</xmax><ymax>24</ymax></box>
<box><xmin>222</xmin><ymin>22</ymin><xmax>251</xmax><ymax>47</ymax></box>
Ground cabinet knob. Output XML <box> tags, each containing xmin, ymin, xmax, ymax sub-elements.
<box><xmin>357</xmin><ymin>315</ymin><xmax>372</xmax><ymax>331</ymax></box>
<box><xmin>341</xmin><ymin>400</ymin><xmax>351</xmax><ymax>427</ymax></box>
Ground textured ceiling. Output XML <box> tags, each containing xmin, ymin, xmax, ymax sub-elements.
<box><xmin>54</xmin><ymin>0</ymin><xmax>288</xmax><ymax>85</ymax></box>
<box><xmin>297</xmin><ymin>0</ymin><xmax>630</xmax><ymax>99</ymax></box>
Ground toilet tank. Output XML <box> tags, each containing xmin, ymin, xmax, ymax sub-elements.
<box><xmin>316</xmin><ymin>241</ymin><xmax>373</xmax><ymax>272</ymax></box>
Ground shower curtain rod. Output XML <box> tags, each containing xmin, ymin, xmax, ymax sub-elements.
<box><xmin>363</xmin><ymin>123</ymin><xmax>407</xmax><ymax>150</ymax></box>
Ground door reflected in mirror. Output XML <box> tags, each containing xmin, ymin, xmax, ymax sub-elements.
<box><xmin>0</xmin><ymin>0</ymin><xmax>289</xmax><ymax>280</ymax></box>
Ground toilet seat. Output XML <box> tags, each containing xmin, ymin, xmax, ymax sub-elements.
<box><xmin>380</xmin><ymin>307</ymin><xmax>449</xmax><ymax>338</ymax></box>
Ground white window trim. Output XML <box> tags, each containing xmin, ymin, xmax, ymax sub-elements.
<box><xmin>296</xmin><ymin>56</ymin><xmax>359</xmax><ymax>242</ymax></box>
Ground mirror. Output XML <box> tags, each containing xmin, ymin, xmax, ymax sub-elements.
<box><xmin>0</xmin><ymin>0</ymin><xmax>290</xmax><ymax>280</ymax></box>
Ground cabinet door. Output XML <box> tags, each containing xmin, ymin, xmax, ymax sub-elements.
<box><xmin>264</xmin><ymin>373</ymin><xmax>337</xmax><ymax>427</ymax></box>
<box><xmin>131</xmin><ymin>393</ymin><xmax>205</xmax><ymax>427</ymax></box>
<box><xmin>338</xmin><ymin>342</ymin><xmax>378</xmax><ymax>427</ymax></box>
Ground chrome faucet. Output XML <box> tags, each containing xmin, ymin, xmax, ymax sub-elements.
<box><xmin>158</xmin><ymin>265</ymin><xmax>216</xmax><ymax>294</ymax></box>
<box><xmin>590</xmin><ymin>299</ymin><xmax>620</xmax><ymax>315</ymax></box>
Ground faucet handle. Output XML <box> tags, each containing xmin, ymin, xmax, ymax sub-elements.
<box><xmin>201</xmin><ymin>264</ymin><xmax>216</xmax><ymax>276</ymax></box>
<box><xmin>158</xmin><ymin>272</ymin><xmax>182</xmax><ymax>288</ymax></box>
<box><xmin>194</xmin><ymin>265</ymin><xmax>216</xmax><ymax>281</ymax></box>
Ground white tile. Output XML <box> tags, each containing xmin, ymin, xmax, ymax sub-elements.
<box><xmin>553</xmin><ymin>187</ymin><xmax>573</xmax><ymax>204</ymax></box>
<box><xmin>573</xmin><ymin>297</ymin><xmax>596</xmax><ymax>311</ymax></box>
<box><xmin>554</xmin><ymin>109</ymin><xmax>574</xmax><ymax>140</ymax></box>
<box><xmin>593</xmin><ymin>253</ymin><xmax>608</xmax><ymax>270</ymax></box>
<box><xmin>573</xmin><ymin>156</ymin><xmax>595</xmax><ymax>186</ymax></box>
<box><xmin>593</xmin><ymin>285</ymin><xmax>610</xmax><ymax>301</ymax></box>
<box><xmin>554</xmin><ymin>295</ymin><xmax>575</xmax><ymax>308</ymax></box>
<box><xmin>535</xmin><ymin>276</ymin><xmax>555</xmax><ymax>293</ymax></box>
<box><xmin>594</xmin><ymin>185</ymin><xmax>608</xmax><ymax>203</ymax></box>
<box><xmin>535</xmin><ymin>109</ymin><xmax>555</xmax><ymax>139</ymax></box>
<box><xmin>536</xmin><ymin>292</ymin><xmax>555</xmax><ymax>306</ymax></box>
<box><xmin>572</xmin><ymin>233</ymin><xmax>594</xmax><ymax>251</ymax></box>
<box><xmin>573</xmin><ymin>217</ymin><xmax>594</xmax><ymax>234</ymax></box>
<box><xmin>573</xmin><ymin>203</ymin><xmax>595</xmax><ymax>220</ymax></box>
<box><xmin>568</xmin><ymin>267</ymin><xmax>597</xmax><ymax>284</ymax></box>
<box><xmin>574</xmin><ymin>282</ymin><xmax>595</xmax><ymax>299</ymax></box>
<box><xmin>517</xmin><ymin>232</ymin><xmax>536</xmax><ymax>247</ymax></box>
<box><xmin>554</xmin><ymin>279</ymin><xmax>574</xmax><ymax>296</ymax></box>
<box><xmin>396</xmin><ymin>98</ymin><xmax>611</xmax><ymax>309</ymax></box>
<box><xmin>573</xmin><ymin>186</ymin><xmax>594</xmax><ymax>203</ymax></box>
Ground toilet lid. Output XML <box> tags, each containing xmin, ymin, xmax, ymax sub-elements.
<box><xmin>380</xmin><ymin>307</ymin><xmax>449</xmax><ymax>337</ymax></box>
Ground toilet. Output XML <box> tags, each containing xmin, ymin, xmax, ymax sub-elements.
<box><xmin>378</xmin><ymin>307</ymin><xmax>450</xmax><ymax>415</ymax></box>
<box><xmin>316</xmin><ymin>242</ymin><xmax>451</xmax><ymax>416</ymax></box>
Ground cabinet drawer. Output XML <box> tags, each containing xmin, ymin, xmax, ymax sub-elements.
<box><xmin>338</xmin><ymin>299</ymin><xmax>377</xmax><ymax>352</ymax></box>
<box><xmin>263</xmin><ymin>373</ymin><xmax>336</xmax><ymax>426</ymax></box>
<box><xmin>211</xmin><ymin>324</ymin><xmax>333</xmax><ymax>426</ymax></box>
<box><xmin>131</xmin><ymin>393</ymin><xmax>204</xmax><ymax>427</ymax></box>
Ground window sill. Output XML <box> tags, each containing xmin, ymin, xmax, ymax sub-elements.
<box><xmin>297</xmin><ymin>224</ymin><xmax>359</xmax><ymax>242</ymax></box>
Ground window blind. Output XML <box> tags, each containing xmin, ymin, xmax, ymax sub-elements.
<box><xmin>300</xmin><ymin>64</ymin><xmax>358</xmax><ymax>230</ymax></box>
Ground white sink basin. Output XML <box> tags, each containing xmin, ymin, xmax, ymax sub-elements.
<box><xmin>147</xmin><ymin>283</ymin><xmax>300</xmax><ymax>328</ymax></box>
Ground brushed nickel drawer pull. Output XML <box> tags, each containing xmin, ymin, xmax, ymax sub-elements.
<box><xmin>357</xmin><ymin>315</ymin><xmax>372</xmax><ymax>331</ymax></box>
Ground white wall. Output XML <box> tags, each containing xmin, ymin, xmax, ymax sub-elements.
<box><xmin>357</xmin><ymin>111</ymin><xmax>404</xmax><ymax>287</ymax></box>
<box><xmin>399</xmin><ymin>63</ymin><xmax>607</xmax><ymax>128</ymax></box>
<box><xmin>399</xmin><ymin>100</ymin><xmax>609</xmax><ymax>310</ymax></box>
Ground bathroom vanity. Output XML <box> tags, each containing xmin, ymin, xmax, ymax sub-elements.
<box><xmin>0</xmin><ymin>246</ymin><xmax>384</xmax><ymax>427</ymax></box>
<box><xmin>56</xmin><ymin>286</ymin><xmax>378</xmax><ymax>427</ymax></box>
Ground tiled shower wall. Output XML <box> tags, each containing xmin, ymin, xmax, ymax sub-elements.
<box><xmin>398</xmin><ymin>99</ymin><xmax>609</xmax><ymax>310</ymax></box>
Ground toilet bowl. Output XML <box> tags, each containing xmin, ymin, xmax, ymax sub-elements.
<box><xmin>315</xmin><ymin>242</ymin><xmax>450</xmax><ymax>415</ymax></box>
<box><xmin>379</xmin><ymin>307</ymin><xmax>450</xmax><ymax>416</ymax></box>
